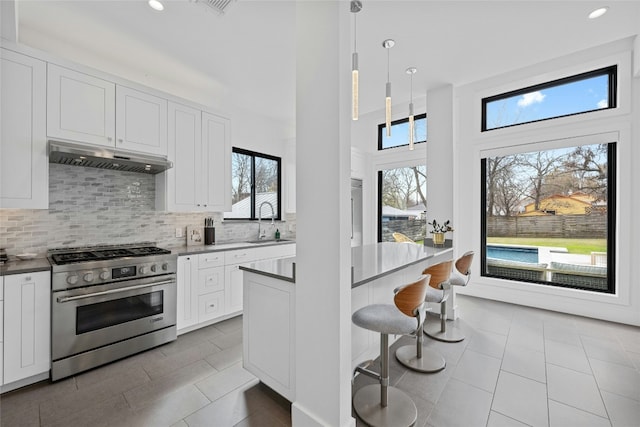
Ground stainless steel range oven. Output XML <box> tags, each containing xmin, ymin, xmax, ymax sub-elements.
<box><xmin>49</xmin><ymin>243</ymin><xmax>177</xmax><ymax>381</ymax></box>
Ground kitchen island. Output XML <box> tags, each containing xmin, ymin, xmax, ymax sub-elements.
<box><xmin>240</xmin><ymin>242</ymin><xmax>453</xmax><ymax>401</ymax></box>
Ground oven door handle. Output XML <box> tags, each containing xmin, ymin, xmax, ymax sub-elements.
<box><xmin>56</xmin><ymin>279</ymin><xmax>175</xmax><ymax>303</ymax></box>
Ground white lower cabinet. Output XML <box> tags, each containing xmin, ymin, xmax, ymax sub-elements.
<box><xmin>176</xmin><ymin>255</ymin><xmax>199</xmax><ymax>330</ymax></box>
<box><xmin>176</xmin><ymin>244</ymin><xmax>295</xmax><ymax>334</ymax></box>
<box><xmin>3</xmin><ymin>271</ymin><xmax>51</xmax><ymax>385</ymax></box>
<box><xmin>0</xmin><ymin>275</ymin><xmax>4</xmax><ymax>386</ymax></box>
<box><xmin>224</xmin><ymin>264</ymin><xmax>244</xmax><ymax>315</ymax></box>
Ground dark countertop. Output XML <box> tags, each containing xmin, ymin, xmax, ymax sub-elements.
<box><xmin>169</xmin><ymin>239</ymin><xmax>296</xmax><ymax>256</ymax></box>
<box><xmin>240</xmin><ymin>242</ymin><xmax>453</xmax><ymax>288</ymax></box>
<box><xmin>1</xmin><ymin>258</ymin><xmax>52</xmax><ymax>276</ymax></box>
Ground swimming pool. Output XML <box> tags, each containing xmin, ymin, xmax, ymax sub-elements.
<box><xmin>486</xmin><ymin>245</ymin><xmax>539</xmax><ymax>263</ymax></box>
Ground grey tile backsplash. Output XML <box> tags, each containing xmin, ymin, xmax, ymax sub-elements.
<box><xmin>0</xmin><ymin>164</ymin><xmax>294</xmax><ymax>257</ymax></box>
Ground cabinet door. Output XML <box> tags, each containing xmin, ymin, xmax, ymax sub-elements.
<box><xmin>198</xmin><ymin>266</ymin><xmax>225</xmax><ymax>295</ymax></box>
<box><xmin>162</xmin><ymin>102</ymin><xmax>202</xmax><ymax>212</ymax></box>
<box><xmin>116</xmin><ymin>86</ymin><xmax>168</xmax><ymax>155</ymax></box>
<box><xmin>177</xmin><ymin>256</ymin><xmax>199</xmax><ymax>331</ymax></box>
<box><xmin>47</xmin><ymin>64</ymin><xmax>115</xmax><ymax>147</ymax></box>
<box><xmin>198</xmin><ymin>291</ymin><xmax>225</xmax><ymax>323</ymax></box>
<box><xmin>224</xmin><ymin>264</ymin><xmax>244</xmax><ymax>314</ymax></box>
<box><xmin>0</xmin><ymin>49</ymin><xmax>48</xmax><ymax>209</ymax></box>
<box><xmin>202</xmin><ymin>112</ymin><xmax>231</xmax><ymax>211</ymax></box>
<box><xmin>3</xmin><ymin>271</ymin><xmax>50</xmax><ymax>384</ymax></box>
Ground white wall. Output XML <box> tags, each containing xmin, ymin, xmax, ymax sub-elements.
<box><xmin>454</xmin><ymin>37</ymin><xmax>639</xmax><ymax>326</ymax></box>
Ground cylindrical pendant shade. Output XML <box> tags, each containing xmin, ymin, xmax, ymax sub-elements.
<box><xmin>385</xmin><ymin>82</ymin><xmax>392</xmax><ymax>136</ymax></box>
<box><xmin>352</xmin><ymin>52</ymin><xmax>359</xmax><ymax>120</ymax></box>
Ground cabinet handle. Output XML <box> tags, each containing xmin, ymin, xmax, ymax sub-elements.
<box><xmin>209</xmin><ymin>303</ymin><xmax>215</xmax><ymax>308</ymax></box>
<box><xmin>107</xmin><ymin>137</ymin><xmax>113</xmax><ymax>142</ymax></box>
<box><xmin>235</xmin><ymin>253</ymin><xmax>247</xmax><ymax>258</ymax></box>
<box><xmin>118</xmin><ymin>138</ymin><xmax>123</xmax><ymax>143</ymax></box>
<box><xmin>25</xmin><ymin>276</ymin><xmax>31</xmax><ymax>281</ymax></box>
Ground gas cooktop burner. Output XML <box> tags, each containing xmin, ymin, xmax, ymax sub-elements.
<box><xmin>49</xmin><ymin>244</ymin><xmax>172</xmax><ymax>265</ymax></box>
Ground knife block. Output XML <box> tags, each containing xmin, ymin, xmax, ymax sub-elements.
<box><xmin>204</xmin><ymin>227</ymin><xmax>215</xmax><ymax>245</ymax></box>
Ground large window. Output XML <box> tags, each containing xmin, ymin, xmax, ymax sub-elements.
<box><xmin>378</xmin><ymin>165</ymin><xmax>426</xmax><ymax>242</ymax></box>
<box><xmin>378</xmin><ymin>113</ymin><xmax>427</xmax><ymax>150</ymax></box>
<box><xmin>481</xmin><ymin>142</ymin><xmax>615</xmax><ymax>293</ymax></box>
<box><xmin>224</xmin><ymin>147</ymin><xmax>281</xmax><ymax>220</ymax></box>
<box><xmin>482</xmin><ymin>66</ymin><xmax>617</xmax><ymax>131</ymax></box>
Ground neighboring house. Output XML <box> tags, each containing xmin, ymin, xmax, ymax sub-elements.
<box><xmin>381</xmin><ymin>205</ymin><xmax>421</xmax><ymax>221</ymax></box>
<box><xmin>224</xmin><ymin>192</ymin><xmax>278</xmax><ymax>219</ymax></box>
<box><xmin>518</xmin><ymin>192</ymin><xmax>605</xmax><ymax>216</ymax></box>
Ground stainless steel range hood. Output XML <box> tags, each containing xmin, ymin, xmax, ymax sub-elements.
<box><xmin>48</xmin><ymin>140</ymin><xmax>173</xmax><ymax>174</ymax></box>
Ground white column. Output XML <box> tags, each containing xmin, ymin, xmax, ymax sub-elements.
<box><xmin>293</xmin><ymin>2</ymin><xmax>354</xmax><ymax>427</ymax></box>
<box><xmin>634</xmin><ymin>35</ymin><xmax>640</xmax><ymax>78</ymax></box>
<box><xmin>426</xmin><ymin>84</ymin><xmax>457</xmax><ymax>317</ymax></box>
<box><xmin>0</xmin><ymin>0</ymin><xmax>18</xmax><ymax>42</ymax></box>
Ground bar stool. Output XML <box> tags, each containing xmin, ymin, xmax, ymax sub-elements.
<box><xmin>421</xmin><ymin>260</ymin><xmax>461</xmax><ymax>342</ymax></box>
<box><xmin>352</xmin><ymin>274</ymin><xmax>430</xmax><ymax>427</ymax></box>
<box><xmin>395</xmin><ymin>276</ymin><xmax>447</xmax><ymax>373</ymax></box>
<box><xmin>435</xmin><ymin>251</ymin><xmax>475</xmax><ymax>342</ymax></box>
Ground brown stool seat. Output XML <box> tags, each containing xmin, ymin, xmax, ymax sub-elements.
<box><xmin>352</xmin><ymin>275</ymin><xmax>432</xmax><ymax>427</ymax></box>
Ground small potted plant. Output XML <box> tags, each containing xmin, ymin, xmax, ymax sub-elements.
<box><xmin>429</xmin><ymin>219</ymin><xmax>453</xmax><ymax>246</ymax></box>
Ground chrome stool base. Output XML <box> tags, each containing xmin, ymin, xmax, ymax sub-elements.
<box><xmin>353</xmin><ymin>384</ymin><xmax>417</xmax><ymax>427</ymax></box>
<box><xmin>395</xmin><ymin>345</ymin><xmax>446</xmax><ymax>373</ymax></box>
<box><xmin>424</xmin><ymin>321</ymin><xmax>466</xmax><ymax>343</ymax></box>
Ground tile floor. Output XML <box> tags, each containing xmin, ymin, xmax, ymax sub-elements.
<box><xmin>0</xmin><ymin>295</ymin><xmax>639</xmax><ymax>427</ymax></box>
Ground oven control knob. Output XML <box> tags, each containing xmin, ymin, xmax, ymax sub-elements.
<box><xmin>140</xmin><ymin>266</ymin><xmax>148</xmax><ymax>275</ymax></box>
<box><xmin>67</xmin><ymin>274</ymin><xmax>78</xmax><ymax>285</ymax></box>
<box><xmin>150</xmin><ymin>264</ymin><xmax>157</xmax><ymax>272</ymax></box>
<box><xmin>99</xmin><ymin>271</ymin><xmax>110</xmax><ymax>280</ymax></box>
<box><xmin>162</xmin><ymin>263</ymin><xmax>168</xmax><ymax>271</ymax></box>
<box><xmin>83</xmin><ymin>272</ymin><xmax>94</xmax><ymax>283</ymax></box>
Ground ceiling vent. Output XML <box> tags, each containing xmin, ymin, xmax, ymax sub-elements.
<box><xmin>191</xmin><ymin>0</ymin><xmax>236</xmax><ymax>15</ymax></box>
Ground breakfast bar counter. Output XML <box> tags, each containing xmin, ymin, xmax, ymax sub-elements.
<box><xmin>240</xmin><ymin>242</ymin><xmax>453</xmax><ymax>401</ymax></box>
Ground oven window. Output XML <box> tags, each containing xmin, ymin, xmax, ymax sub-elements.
<box><xmin>76</xmin><ymin>291</ymin><xmax>164</xmax><ymax>334</ymax></box>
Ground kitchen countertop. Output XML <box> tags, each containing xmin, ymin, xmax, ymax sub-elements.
<box><xmin>239</xmin><ymin>242</ymin><xmax>453</xmax><ymax>288</ymax></box>
<box><xmin>170</xmin><ymin>239</ymin><xmax>295</xmax><ymax>257</ymax></box>
<box><xmin>0</xmin><ymin>258</ymin><xmax>52</xmax><ymax>276</ymax></box>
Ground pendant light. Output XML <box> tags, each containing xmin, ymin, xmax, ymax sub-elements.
<box><xmin>350</xmin><ymin>1</ymin><xmax>362</xmax><ymax>120</ymax></box>
<box><xmin>382</xmin><ymin>39</ymin><xmax>395</xmax><ymax>136</ymax></box>
<box><xmin>406</xmin><ymin>67</ymin><xmax>417</xmax><ymax>150</ymax></box>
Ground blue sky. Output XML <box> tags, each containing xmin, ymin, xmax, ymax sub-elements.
<box><xmin>485</xmin><ymin>74</ymin><xmax>609</xmax><ymax>129</ymax></box>
<box><xmin>381</xmin><ymin>116</ymin><xmax>427</xmax><ymax>149</ymax></box>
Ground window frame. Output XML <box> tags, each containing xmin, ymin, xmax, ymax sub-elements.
<box><xmin>226</xmin><ymin>147</ymin><xmax>282</xmax><ymax>221</ymax></box>
<box><xmin>481</xmin><ymin>66</ymin><xmax>617</xmax><ymax>132</ymax></box>
<box><xmin>479</xmin><ymin>142</ymin><xmax>616</xmax><ymax>294</ymax></box>
<box><xmin>377</xmin><ymin>113</ymin><xmax>427</xmax><ymax>151</ymax></box>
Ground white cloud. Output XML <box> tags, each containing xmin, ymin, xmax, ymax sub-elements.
<box><xmin>517</xmin><ymin>91</ymin><xmax>546</xmax><ymax>108</ymax></box>
<box><xmin>597</xmin><ymin>99</ymin><xmax>608</xmax><ymax>109</ymax></box>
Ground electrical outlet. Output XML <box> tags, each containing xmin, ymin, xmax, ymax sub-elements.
<box><xmin>175</xmin><ymin>227</ymin><xmax>183</xmax><ymax>238</ymax></box>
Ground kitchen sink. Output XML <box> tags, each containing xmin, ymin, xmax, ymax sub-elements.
<box><xmin>244</xmin><ymin>239</ymin><xmax>292</xmax><ymax>244</ymax></box>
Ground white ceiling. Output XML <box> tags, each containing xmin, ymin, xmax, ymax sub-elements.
<box><xmin>14</xmin><ymin>0</ymin><xmax>640</xmax><ymax>134</ymax></box>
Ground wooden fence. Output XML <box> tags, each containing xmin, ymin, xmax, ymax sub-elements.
<box><xmin>486</xmin><ymin>214</ymin><xmax>607</xmax><ymax>238</ymax></box>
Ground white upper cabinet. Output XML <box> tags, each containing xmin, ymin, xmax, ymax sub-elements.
<box><xmin>47</xmin><ymin>64</ymin><xmax>116</xmax><ymax>147</ymax></box>
<box><xmin>0</xmin><ymin>49</ymin><xmax>48</xmax><ymax>209</ymax></box>
<box><xmin>157</xmin><ymin>103</ymin><xmax>231</xmax><ymax>212</ymax></box>
<box><xmin>201</xmin><ymin>112</ymin><xmax>231</xmax><ymax>212</ymax></box>
<box><xmin>157</xmin><ymin>101</ymin><xmax>202</xmax><ymax>211</ymax></box>
<box><xmin>115</xmin><ymin>85</ymin><xmax>167</xmax><ymax>155</ymax></box>
<box><xmin>47</xmin><ymin>64</ymin><xmax>168</xmax><ymax>155</ymax></box>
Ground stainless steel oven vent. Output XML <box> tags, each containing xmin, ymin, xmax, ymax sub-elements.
<box><xmin>48</xmin><ymin>140</ymin><xmax>173</xmax><ymax>175</ymax></box>
<box><xmin>192</xmin><ymin>0</ymin><xmax>236</xmax><ymax>15</ymax></box>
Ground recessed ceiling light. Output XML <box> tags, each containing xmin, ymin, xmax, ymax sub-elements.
<box><xmin>148</xmin><ymin>0</ymin><xmax>164</xmax><ymax>11</ymax></box>
<box><xmin>588</xmin><ymin>7</ymin><xmax>608</xmax><ymax>19</ymax></box>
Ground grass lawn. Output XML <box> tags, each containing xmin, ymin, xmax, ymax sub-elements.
<box><xmin>487</xmin><ymin>237</ymin><xmax>607</xmax><ymax>255</ymax></box>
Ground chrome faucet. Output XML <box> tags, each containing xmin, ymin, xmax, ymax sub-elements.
<box><xmin>257</xmin><ymin>201</ymin><xmax>275</xmax><ymax>240</ymax></box>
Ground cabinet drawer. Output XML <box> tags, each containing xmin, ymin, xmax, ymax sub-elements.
<box><xmin>197</xmin><ymin>267</ymin><xmax>224</xmax><ymax>295</ymax></box>
<box><xmin>198</xmin><ymin>252</ymin><xmax>224</xmax><ymax>269</ymax></box>
<box><xmin>224</xmin><ymin>248</ymin><xmax>260</xmax><ymax>264</ymax></box>
<box><xmin>198</xmin><ymin>291</ymin><xmax>225</xmax><ymax>323</ymax></box>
